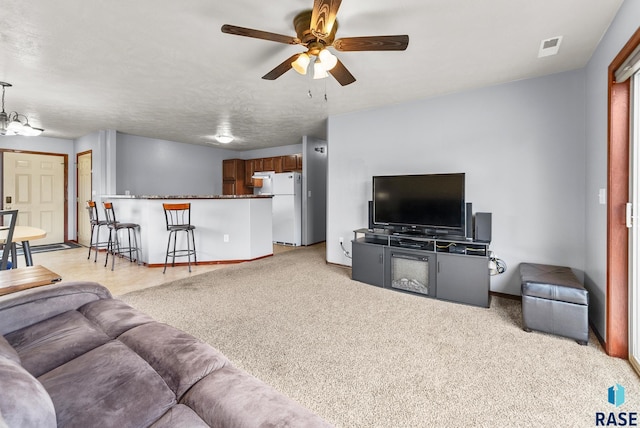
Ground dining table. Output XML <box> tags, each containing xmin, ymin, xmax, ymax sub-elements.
<box><xmin>0</xmin><ymin>226</ymin><xmax>47</xmax><ymax>268</ymax></box>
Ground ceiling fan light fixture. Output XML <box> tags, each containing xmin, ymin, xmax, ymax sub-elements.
<box><xmin>318</xmin><ymin>49</ymin><xmax>337</xmax><ymax>70</ymax></box>
<box><xmin>313</xmin><ymin>59</ymin><xmax>328</xmax><ymax>79</ymax></box>
<box><xmin>291</xmin><ymin>53</ymin><xmax>310</xmax><ymax>75</ymax></box>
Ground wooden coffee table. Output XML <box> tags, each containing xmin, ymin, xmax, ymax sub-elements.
<box><xmin>0</xmin><ymin>265</ymin><xmax>62</xmax><ymax>296</ymax></box>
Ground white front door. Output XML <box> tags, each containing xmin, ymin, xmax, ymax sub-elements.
<box><xmin>3</xmin><ymin>152</ymin><xmax>65</xmax><ymax>245</ymax></box>
<box><xmin>77</xmin><ymin>152</ymin><xmax>92</xmax><ymax>247</ymax></box>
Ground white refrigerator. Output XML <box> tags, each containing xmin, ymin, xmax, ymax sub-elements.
<box><xmin>271</xmin><ymin>172</ymin><xmax>302</xmax><ymax>246</ymax></box>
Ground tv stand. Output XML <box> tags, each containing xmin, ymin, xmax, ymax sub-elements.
<box><xmin>351</xmin><ymin>228</ymin><xmax>490</xmax><ymax>307</ymax></box>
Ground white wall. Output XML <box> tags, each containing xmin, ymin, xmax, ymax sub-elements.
<box><xmin>584</xmin><ymin>0</ymin><xmax>640</xmax><ymax>340</ymax></box>
<box><xmin>327</xmin><ymin>69</ymin><xmax>587</xmax><ymax>296</ymax></box>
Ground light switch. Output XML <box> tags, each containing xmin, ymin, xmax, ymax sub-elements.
<box><xmin>308</xmin><ymin>190</ymin><xmax>312</xmax><ymax>198</ymax></box>
<box><xmin>599</xmin><ymin>188</ymin><xmax>607</xmax><ymax>205</ymax></box>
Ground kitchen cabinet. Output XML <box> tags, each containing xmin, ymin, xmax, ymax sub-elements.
<box><xmin>222</xmin><ymin>159</ymin><xmax>246</xmax><ymax>195</ymax></box>
<box><xmin>282</xmin><ymin>154</ymin><xmax>302</xmax><ymax>171</ymax></box>
<box><xmin>245</xmin><ymin>159</ymin><xmax>255</xmax><ymax>188</ymax></box>
<box><xmin>263</xmin><ymin>156</ymin><xmax>283</xmax><ymax>173</ymax></box>
<box><xmin>222</xmin><ymin>181</ymin><xmax>237</xmax><ymax>196</ymax></box>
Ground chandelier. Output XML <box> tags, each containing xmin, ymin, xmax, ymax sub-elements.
<box><xmin>0</xmin><ymin>82</ymin><xmax>44</xmax><ymax>136</ymax></box>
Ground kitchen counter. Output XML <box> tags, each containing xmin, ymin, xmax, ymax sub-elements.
<box><xmin>99</xmin><ymin>195</ymin><xmax>273</xmax><ymax>266</ymax></box>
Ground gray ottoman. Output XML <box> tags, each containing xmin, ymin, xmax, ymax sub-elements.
<box><xmin>520</xmin><ymin>263</ymin><xmax>589</xmax><ymax>345</ymax></box>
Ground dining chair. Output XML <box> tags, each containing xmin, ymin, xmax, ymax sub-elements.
<box><xmin>0</xmin><ymin>210</ymin><xmax>18</xmax><ymax>270</ymax></box>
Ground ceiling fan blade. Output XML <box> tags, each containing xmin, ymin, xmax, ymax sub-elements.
<box><xmin>310</xmin><ymin>0</ymin><xmax>342</xmax><ymax>40</ymax></box>
<box><xmin>333</xmin><ymin>35</ymin><xmax>409</xmax><ymax>51</ymax></box>
<box><xmin>328</xmin><ymin>59</ymin><xmax>356</xmax><ymax>86</ymax></box>
<box><xmin>221</xmin><ymin>24</ymin><xmax>298</xmax><ymax>45</ymax></box>
<box><xmin>262</xmin><ymin>54</ymin><xmax>301</xmax><ymax>80</ymax></box>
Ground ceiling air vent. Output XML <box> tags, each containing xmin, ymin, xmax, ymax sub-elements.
<box><xmin>538</xmin><ymin>36</ymin><xmax>563</xmax><ymax>58</ymax></box>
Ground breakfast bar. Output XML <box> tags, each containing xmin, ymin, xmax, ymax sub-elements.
<box><xmin>99</xmin><ymin>195</ymin><xmax>273</xmax><ymax>267</ymax></box>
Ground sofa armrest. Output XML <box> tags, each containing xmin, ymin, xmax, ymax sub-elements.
<box><xmin>181</xmin><ymin>364</ymin><xmax>332</xmax><ymax>428</ymax></box>
<box><xmin>0</xmin><ymin>281</ymin><xmax>112</xmax><ymax>335</ymax></box>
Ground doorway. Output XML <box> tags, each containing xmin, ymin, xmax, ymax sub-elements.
<box><xmin>2</xmin><ymin>150</ymin><xmax>67</xmax><ymax>245</ymax></box>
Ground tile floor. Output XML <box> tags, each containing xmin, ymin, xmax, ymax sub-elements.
<box><xmin>24</xmin><ymin>243</ymin><xmax>300</xmax><ymax>296</ymax></box>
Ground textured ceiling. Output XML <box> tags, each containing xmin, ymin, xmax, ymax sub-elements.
<box><xmin>0</xmin><ymin>0</ymin><xmax>624</xmax><ymax>151</ymax></box>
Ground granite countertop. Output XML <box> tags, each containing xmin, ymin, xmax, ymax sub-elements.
<box><xmin>102</xmin><ymin>194</ymin><xmax>273</xmax><ymax>199</ymax></box>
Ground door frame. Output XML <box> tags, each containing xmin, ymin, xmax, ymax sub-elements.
<box><xmin>607</xmin><ymin>27</ymin><xmax>640</xmax><ymax>358</ymax></box>
<box><xmin>1</xmin><ymin>148</ymin><xmax>69</xmax><ymax>242</ymax></box>
<box><xmin>76</xmin><ymin>150</ymin><xmax>92</xmax><ymax>245</ymax></box>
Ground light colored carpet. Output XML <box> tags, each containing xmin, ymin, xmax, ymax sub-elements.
<box><xmin>121</xmin><ymin>244</ymin><xmax>639</xmax><ymax>427</ymax></box>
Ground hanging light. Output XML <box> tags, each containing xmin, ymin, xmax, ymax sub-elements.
<box><xmin>215</xmin><ymin>134</ymin><xmax>234</xmax><ymax>144</ymax></box>
<box><xmin>0</xmin><ymin>82</ymin><xmax>44</xmax><ymax>137</ymax></box>
<box><xmin>313</xmin><ymin>58</ymin><xmax>328</xmax><ymax>79</ymax></box>
<box><xmin>318</xmin><ymin>48</ymin><xmax>338</xmax><ymax>70</ymax></box>
<box><xmin>291</xmin><ymin>53</ymin><xmax>311</xmax><ymax>75</ymax></box>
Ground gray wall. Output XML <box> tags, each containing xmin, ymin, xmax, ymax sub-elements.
<box><xmin>239</xmin><ymin>144</ymin><xmax>302</xmax><ymax>160</ymax></box>
<box><xmin>302</xmin><ymin>136</ymin><xmax>327</xmax><ymax>245</ymax></box>
<box><xmin>115</xmin><ymin>132</ymin><xmax>238</xmax><ymax>195</ymax></box>
<box><xmin>584</xmin><ymin>0</ymin><xmax>640</xmax><ymax>340</ymax></box>
<box><xmin>326</xmin><ymin>69</ymin><xmax>587</xmax><ymax>296</ymax></box>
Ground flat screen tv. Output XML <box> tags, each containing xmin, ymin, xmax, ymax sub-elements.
<box><xmin>372</xmin><ymin>173</ymin><xmax>465</xmax><ymax>235</ymax></box>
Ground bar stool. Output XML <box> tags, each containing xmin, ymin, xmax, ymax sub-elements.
<box><xmin>162</xmin><ymin>203</ymin><xmax>196</xmax><ymax>273</ymax></box>
<box><xmin>86</xmin><ymin>201</ymin><xmax>110</xmax><ymax>262</ymax></box>
<box><xmin>103</xmin><ymin>201</ymin><xmax>141</xmax><ymax>271</ymax></box>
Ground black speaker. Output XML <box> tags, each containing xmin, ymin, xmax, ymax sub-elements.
<box><xmin>368</xmin><ymin>201</ymin><xmax>374</xmax><ymax>229</ymax></box>
<box><xmin>475</xmin><ymin>212</ymin><xmax>492</xmax><ymax>243</ymax></box>
<box><xmin>465</xmin><ymin>202</ymin><xmax>473</xmax><ymax>239</ymax></box>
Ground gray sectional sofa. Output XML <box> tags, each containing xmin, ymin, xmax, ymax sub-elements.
<box><xmin>0</xmin><ymin>281</ymin><xmax>331</xmax><ymax>427</ymax></box>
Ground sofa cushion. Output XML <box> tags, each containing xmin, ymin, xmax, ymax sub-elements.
<box><xmin>119</xmin><ymin>322</ymin><xmax>228</xmax><ymax>399</ymax></box>
<box><xmin>0</xmin><ymin>356</ymin><xmax>56</xmax><ymax>428</ymax></box>
<box><xmin>5</xmin><ymin>310</ymin><xmax>111</xmax><ymax>377</ymax></box>
<box><xmin>79</xmin><ymin>298</ymin><xmax>155</xmax><ymax>338</ymax></box>
<box><xmin>39</xmin><ymin>340</ymin><xmax>176</xmax><ymax>428</ymax></box>
<box><xmin>0</xmin><ymin>335</ymin><xmax>20</xmax><ymax>364</ymax></box>
<box><xmin>150</xmin><ymin>404</ymin><xmax>210</xmax><ymax>428</ymax></box>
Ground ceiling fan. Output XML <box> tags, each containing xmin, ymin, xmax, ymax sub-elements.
<box><xmin>221</xmin><ymin>0</ymin><xmax>409</xmax><ymax>86</ymax></box>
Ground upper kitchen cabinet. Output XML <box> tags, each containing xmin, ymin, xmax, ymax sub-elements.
<box><xmin>262</xmin><ymin>156</ymin><xmax>283</xmax><ymax>173</ymax></box>
<box><xmin>282</xmin><ymin>154</ymin><xmax>302</xmax><ymax>172</ymax></box>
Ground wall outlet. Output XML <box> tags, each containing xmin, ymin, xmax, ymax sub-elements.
<box><xmin>223</xmin><ymin>234</ymin><xmax>229</xmax><ymax>243</ymax></box>
<box><xmin>339</xmin><ymin>236</ymin><xmax>343</xmax><ymax>244</ymax></box>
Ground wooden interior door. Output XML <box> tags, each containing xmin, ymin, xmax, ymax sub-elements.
<box><xmin>3</xmin><ymin>152</ymin><xmax>65</xmax><ymax>245</ymax></box>
<box><xmin>77</xmin><ymin>151</ymin><xmax>92</xmax><ymax>247</ymax></box>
